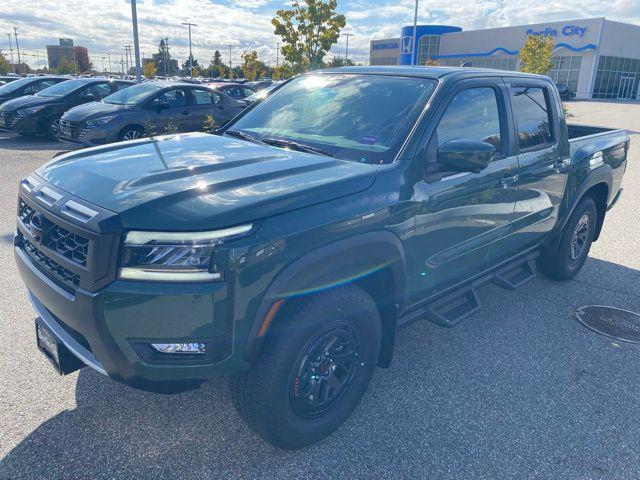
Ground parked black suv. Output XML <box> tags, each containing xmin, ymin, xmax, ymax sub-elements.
<box><xmin>0</xmin><ymin>76</ymin><xmax>68</xmax><ymax>105</ymax></box>
<box><xmin>0</xmin><ymin>78</ymin><xmax>133</xmax><ymax>138</ymax></box>
<box><xmin>556</xmin><ymin>83</ymin><xmax>575</xmax><ymax>100</ymax></box>
<box><xmin>58</xmin><ymin>81</ymin><xmax>247</xmax><ymax>146</ymax></box>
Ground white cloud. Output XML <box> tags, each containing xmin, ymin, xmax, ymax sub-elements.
<box><xmin>0</xmin><ymin>0</ymin><xmax>638</xmax><ymax>67</ymax></box>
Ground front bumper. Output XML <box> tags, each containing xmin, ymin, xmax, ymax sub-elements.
<box><xmin>58</xmin><ymin>122</ymin><xmax>120</xmax><ymax>147</ymax></box>
<box><xmin>15</xmin><ymin>235</ymin><xmax>242</xmax><ymax>393</ymax></box>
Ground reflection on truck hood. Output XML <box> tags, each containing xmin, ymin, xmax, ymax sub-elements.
<box><xmin>36</xmin><ymin>132</ymin><xmax>377</xmax><ymax>230</ymax></box>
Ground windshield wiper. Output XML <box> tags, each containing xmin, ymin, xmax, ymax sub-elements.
<box><xmin>260</xmin><ymin>137</ymin><xmax>333</xmax><ymax>157</ymax></box>
<box><xmin>224</xmin><ymin>129</ymin><xmax>264</xmax><ymax>144</ymax></box>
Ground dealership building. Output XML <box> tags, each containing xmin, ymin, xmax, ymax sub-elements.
<box><xmin>369</xmin><ymin>18</ymin><xmax>640</xmax><ymax>100</ymax></box>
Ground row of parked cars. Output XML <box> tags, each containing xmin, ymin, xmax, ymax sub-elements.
<box><xmin>0</xmin><ymin>75</ymin><xmax>274</xmax><ymax>146</ymax></box>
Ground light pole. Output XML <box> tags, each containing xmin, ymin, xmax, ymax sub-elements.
<box><xmin>130</xmin><ymin>0</ymin><xmax>142</xmax><ymax>82</ymax></box>
<box><xmin>342</xmin><ymin>33</ymin><xmax>353</xmax><ymax>65</ymax></box>
<box><xmin>276</xmin><ymin>42</ymin><xmax>280</xmax><ymax>68</ymax></box>
<box><xmin>13</xmin><ymin>26</ymin><xmax>21</xmax><ymax>70</ymax></box>
<box><xmin>411</xmin><ymin>0</ymin><xmax>419</xmax><ymax>66</ymax></box>
<box><xmin>6</xmin><ymin>34</ymin><xmax>15</xmax><ymax>74</ymax></box>
<box><xmin>107</xmin><ymin>53</ymin><xmax>111</xmax><ymax>74</ymax></box>
<box><xmin>228</xmin><ymin>45</ymin><xmax>232</xmax><ymax>77</ymax></box>
<box><xmin>101</xmin><ymin>56</ymin><xmax>106</xmax><ymax>73</ymax></box>
<box><xmin>181</xmin><ymin>21</ymin><xmax>198</xmax><ymax>77</ymax></box>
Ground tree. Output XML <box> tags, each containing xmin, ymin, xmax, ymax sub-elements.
<box><xmin>206</xmin><ymin>49</ymin><xmax>230</xmax><ymax>78</ymax></box>
<box><xmin>272</xmin><ymin>0</ymin><xmax>346</xmax><ymax>70</ymax></box>
<box><xmin>143</xmin><ymin>62</ymin><xmax>157</xmax><ymax>79</ymax></box>
<box><xmin>182</xmin><ymin>55</ymin><xmax>200</xmax><ymax>76</ymax></box>
<box><xmin>0</xmin><ymin>50</ymin><xmax>10</xmax><ymax>75</ymax></box>
<box><xmin>273</xmin><ymin>63</ymin><xmax>295</xmax><ymax>79</ymax></box>
<box><xmin>241</xmin><ymin>51</ymin><xmax>269</xmax><ymax>80</ymax></box>
<box><xmin>153</xmin><ymin>39</ymin><xmax>177</xmax><ymax>76</ymax></box>
<box><xmin>519</xmin><ymin>34</ymin><xmax>554</xmax><ymax>75</ymax></box>
<box><xmin>327</xmin><ymin>56</ymin><xmax>353</xmax><ymax>67</ymax></box>
<box><xmin>73</xmin><ymin>46</ymin><xmax>92</xmax><ymax>73</ymax></box>
<box><xmin>55</xmin><ymin>58</ymin><xmax>79</xmax><ymax>75</ymax></box>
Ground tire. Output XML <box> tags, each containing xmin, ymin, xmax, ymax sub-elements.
<box><xmin>46</xmin><ymin>116</ymin><xmax>61</xmax><ymax>140</ymax></box>
<box><xmin>118</xmin><ymin>126</ymin><xmax>145</xmax><ymax>142</ymax></box>
<box><xmin>538</xmin><ymin>196</ymin><xmax>597</xmax><ymax>281</ymax></box>
<box><xmin>229</xmin><ymin>285</ymin><xmax>382</xmax><ymax>449</ymax></box>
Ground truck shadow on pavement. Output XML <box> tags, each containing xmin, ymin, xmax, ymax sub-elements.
<box><xmin>3</xmin><ymin>257</ymin><xmax>640</xmax><ymax>479</ymax></box>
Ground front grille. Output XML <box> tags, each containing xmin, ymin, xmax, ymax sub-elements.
<box><xmin>22</xmin><ymin>235</ymin><xmax>81</xmax><ymax>289</ymax></box>
<box><xmin>19</xmin><ymin>199</ymin><xmax>89</xmax><ymax>267</ymax></box>
<box><xmin>0</xmin><ymin>111</ymin><xmax>18</xmax><ymax>128</ymax></box>
<box><xmin>59</xmin><ymin>119</ymin><xmax>88</xmax><ymax>139</ymax></box>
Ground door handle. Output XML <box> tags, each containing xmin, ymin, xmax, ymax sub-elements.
<box><xmin>553</xmin><ymin>158</ymin><xmax>570</xmax><ymax>173</ymax></box>
<box><xmin>181</xmin><ymin>110</ymin><xmax>190</xmax><ymax>115</ymax></box>
<box><xmin>501</xmin><ymin>174</ymin><xmax>519</xmax><ymax>189</ymax></box>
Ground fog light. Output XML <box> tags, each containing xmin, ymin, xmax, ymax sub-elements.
<box><xmin>151</xmin><ymin>343</ymin><xmax>206</xmax><ymax>354</ymax></box>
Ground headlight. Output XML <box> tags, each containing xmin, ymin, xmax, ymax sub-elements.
<box><xmin>85</xmin><ymin>115</ymin><xmax>118</xmax><ymax>127</ymax></box>
<box><xmin>119</xmin><ymin>224</ymin><xmax>253</xmax><ymax>282</ymax></box>
<box><xmin>16</xmin><ymin>106</ymin><xmax>45</xmax><ymax>116</ymax></box>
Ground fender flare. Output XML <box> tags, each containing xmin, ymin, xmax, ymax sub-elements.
<box><xmin>243</xmin><ymin>231</ymin><xmax>407</xmax><ymax>363</ymax></box>
<box><xmin>546</xmin><ymin>166</ymin><xmax>612</xmax><ymax>251</ymax></box>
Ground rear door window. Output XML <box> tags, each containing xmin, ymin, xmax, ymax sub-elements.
<box><xmin>511</xmin><ymin>86</ymin><xmax>554</xmax><ymax>151</ymax></box>
<box><xmin>191</xmin><ymin>89</ymin><xmax>221</xmax><ymax>105</ymax></box>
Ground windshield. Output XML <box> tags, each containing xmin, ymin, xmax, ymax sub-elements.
<box><xmin>229</xmin><ymin>74</ymin><xmax>437</xmax><ymax>164</ymax></box>
<box><xmin>103</xmin><ymin>83</ymin><xmax>163</xmax><ymax>105</ymax></box>
<box><xmin>0</xmin><ymin>77</ymin><xmax>39</xmax><ymax>94</ymax></box>
<box><xmin>38</xmin><ymin>79</ymin><xmax>89</xmax><ymax>98</ymax></box>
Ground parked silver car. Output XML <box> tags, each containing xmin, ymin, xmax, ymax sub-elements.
<box><xmin>58</xmin><ymin>81</ymin><xmax>247</xmax><ymax>146</ymax></box>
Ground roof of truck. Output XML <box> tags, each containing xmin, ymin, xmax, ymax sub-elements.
<box><xmin>320</xmin><ymin>65</ymin><xmax>551</xmax><ymax>81</ymax></box>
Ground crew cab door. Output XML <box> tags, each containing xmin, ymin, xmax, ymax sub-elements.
<box><xmin>503</xmin><ymin>79</ymin><xmax>570</xmax><ymax>252</ymax></box>
<box><xmin>408</xmin><ymin>79</ymin><xmax>519</xmax><ymax>305</ymax></box>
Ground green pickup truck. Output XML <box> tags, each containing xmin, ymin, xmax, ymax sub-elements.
<box><xmin>15</xmin><ymin>67</ymin><xmax>629</xmax><ymax>449</ymax></box>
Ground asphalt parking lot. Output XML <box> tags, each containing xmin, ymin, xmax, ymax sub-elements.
<box><xmin>0</xmin><ymin>101</ymin><xmax>639</xmax><ymax>479</ymax></box>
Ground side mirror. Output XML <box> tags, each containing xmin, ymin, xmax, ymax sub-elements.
<box><xmin>155</xmin><ymin>101</ymin><xmax>170</xmax><ymax>112</ymax></box>
<box><xmin>437</xmin><ymin>139</ymin><xmax>495</xmax><ymax>173</ymax></box>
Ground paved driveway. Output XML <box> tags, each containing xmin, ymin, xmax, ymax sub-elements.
<box><xmin>0</xmin><ymin>102</ymin><xmax>639</xmax><ymax>479</ymax></box>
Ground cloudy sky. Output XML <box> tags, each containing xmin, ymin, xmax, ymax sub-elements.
<box><xmin>1</xmin><ymin>0</ymin><xmax>639</xmax><ymax>70</ymax></box>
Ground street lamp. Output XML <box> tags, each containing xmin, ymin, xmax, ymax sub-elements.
<box><xmin>342</xmin><ymin>33</ymin><xmax>353</xmax><ymax>65</ymax></box>
<box><xmin>411</xmin><ymin>0</ymin><xmax>419</xmax><ymax>66</ymax></box>
<box><xmin>130</xmin><ymin>0</ymin><xmax>142</xmax><ymax>82</ymax></box>
<box><xmin>181</xmin><ymin>21</ymin><xmax>198</xmax><ymax>77</ymax></box>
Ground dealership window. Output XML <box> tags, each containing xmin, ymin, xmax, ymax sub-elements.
<box><xmin>370</xmin><ymin>56</ymin><xmax>398</xmax><ymax>66</ymax></box>
<box><xmin>593</xmin><ymin>55</ymin><xmax>640</xmax><ymax>100</ymax></box>
<box><xmin>548</xmin><ymin>55</ymin><xmax>582</xmax><ymax>93</ymax></box>
<box><xmin>438</xmin><ymin>57</ymin><xmax>517</xmax><ymax>71</ymax></box>
<box><xmin>417</xmin><ymin>35</ymin><xmax>441</xmax><ymax>65</ymax></box>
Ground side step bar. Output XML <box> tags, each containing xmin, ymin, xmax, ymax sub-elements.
<box><xmin>397</xmin><ymin>252</ymin><xmax>538</xmax><ymax>329</ymax></box>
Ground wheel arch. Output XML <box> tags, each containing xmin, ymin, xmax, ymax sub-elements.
<box><xmin>546</xmin><ymin>168</ymin><xmax>612</xmax><ymax>251</ymax></box>
<box><xmin>243</xmin><ymin>231</ymin><xmax>407</xmax><ymax>367</ymax></box>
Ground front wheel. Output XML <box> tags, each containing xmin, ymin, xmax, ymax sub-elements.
<box><xmin>229</xmin><ymin>285</ymin><xmax>381</xmax><ymax>449</ymax></box>
<box><xmin>46</xmin><ymin>116</ymin><xmax>61</xmax><ymax>140</ymax></box>
<box><xmin>538</xmin><ymin>196</ymin><xmax>597</xmax><ymax>280</ymax></box>
<box><xmin>118</xmin><ymin>126</ymin><xmax>145</xmax><ymax>142</ymax></box>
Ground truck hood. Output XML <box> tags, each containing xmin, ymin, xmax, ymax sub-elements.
<box><xmin>36</xmin><ymin>132</ymin><xmax>377</xmax><ymax>230</ymax></box>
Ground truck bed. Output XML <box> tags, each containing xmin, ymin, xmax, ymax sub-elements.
<box><xmin>567</xmin><ymin>124</ymin><xmax>622</xmax><ymax>141</ymax></box>
<box><xmin>567</xmin><ymin>124</ymin><xmax>628</xmax><ymax>163</ymax></box>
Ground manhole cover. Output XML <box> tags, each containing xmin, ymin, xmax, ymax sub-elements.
<box><xmin>574</xmin><ymin>305</ymin><xmax>640</xmax><ymax>343</ymax></box>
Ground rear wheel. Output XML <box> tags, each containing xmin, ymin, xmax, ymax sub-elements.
<box><xmin>229</xmin><ymin>285</ymin><xmax>381</xmax><ymax>449</ymax></box>
<box><xmin>538</xmin><ymin>196</ymin><xmax>597</xmax><ymax>280</ymax></box>
<box><xmin>118</xmin><ymin>126</ymin><xmax>145</xmax><ymax>141</ymax></box>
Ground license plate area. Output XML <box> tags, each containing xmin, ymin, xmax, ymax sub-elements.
<box><xmin>35</xmin><ymin>319</ymin><xmax>85</xmax><ymax>375</ymax></box>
